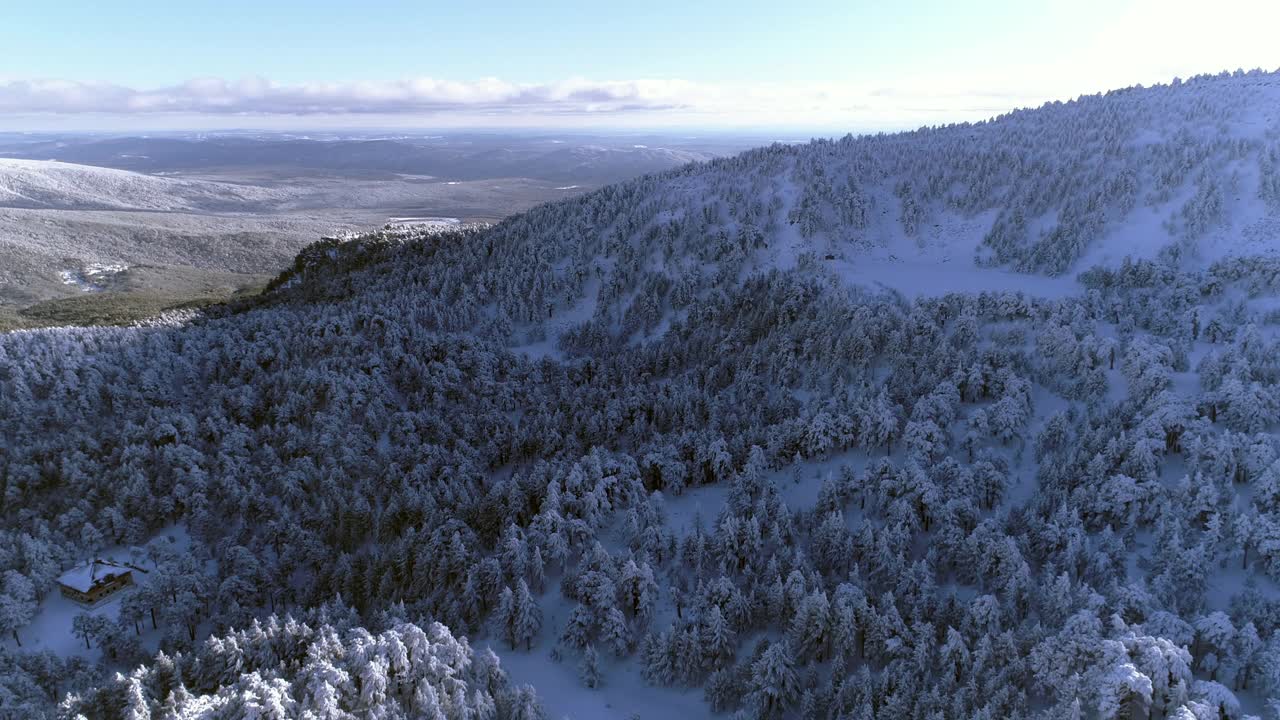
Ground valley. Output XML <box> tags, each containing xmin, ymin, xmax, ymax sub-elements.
<box><xmin>0</xmin><ymin>133</ymin><xmax>757</xmax><ymax>329</ymax></box>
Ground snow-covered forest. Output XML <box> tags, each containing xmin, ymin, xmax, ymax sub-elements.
<box><xmin>5</xmin><ymin>70</ymin><xmax>1280</xmax><ymax>719</ymax></box>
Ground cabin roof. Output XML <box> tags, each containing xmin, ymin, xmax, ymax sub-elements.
<box><xmin>57</xmin><ymin>559</ymin><xmax>131</xmax><ymax>593</ymax></box>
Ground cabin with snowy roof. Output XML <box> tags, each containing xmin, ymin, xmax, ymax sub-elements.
<box><xmin>57</xmin><ymin>559</ymin><xmax>135</xmax><ymax>605</ymax></box>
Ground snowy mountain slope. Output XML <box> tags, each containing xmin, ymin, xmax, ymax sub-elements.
<box><xmin>518</xmin><ymin>70</ymin><xmax>1280</xmax><ymax>279</ymax></box>
<box><xmin>0</xmin><ymin>158</ymin><xmax>293</xmax><ymax>212</ymax></box>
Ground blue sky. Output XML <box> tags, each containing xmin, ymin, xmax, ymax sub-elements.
<box><xmin>1</xmin><ymin>0</ymin><xmax>1276</xmax><ymax>131</ymax></box>
<box><xmin>3</xmin><ymin>1</ymin><xmax>1053</xmax><ymax>85</ymax></box>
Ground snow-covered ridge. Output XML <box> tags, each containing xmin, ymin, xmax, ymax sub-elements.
<box><xmin>0</xmin><ymin>158</ymin><xmax>290</xmax><ymax>212</ymax></box>
<box><xmin>480</xmin><ymin>69</ymin><xmax>1280</xmax><ymax>284</ymax></box>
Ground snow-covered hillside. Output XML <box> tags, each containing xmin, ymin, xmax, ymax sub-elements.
<box><xmin>438</xmin><ymin>69</ymin><xmax>1280</xmax><ymax>303</ymax></box>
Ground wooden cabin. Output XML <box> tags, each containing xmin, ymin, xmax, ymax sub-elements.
<box><xmin>57</xmin><ymin>559</ymin><xmax>135</xmax><ymax>605</ymax></box>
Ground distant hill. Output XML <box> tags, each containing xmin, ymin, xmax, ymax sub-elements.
<box><xmin>0</xmin><ymin>158</ymin><xmax>291</xmax><ymax>212</ymax></box>
<box><xmin>0</xmin><ymin>159</ymin><xmax>354</xmax><ymax>319</ymax></box>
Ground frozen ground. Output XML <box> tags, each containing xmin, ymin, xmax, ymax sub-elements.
<box><xmin>495</xmin><ymin>640</ymin><xmax>711</xmax><ymax>720</ymax></box>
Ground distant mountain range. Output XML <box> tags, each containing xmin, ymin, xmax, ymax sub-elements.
<box><xmin>0</xmin><ymin>132</ymin><xmax>755</xmax><ymax>184</ymax></box>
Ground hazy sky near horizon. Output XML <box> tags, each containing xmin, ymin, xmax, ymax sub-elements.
<box><xmin>2</xmin><ymin>0</ymin><xmax>1277</xmax><ymax>131</ymax></box>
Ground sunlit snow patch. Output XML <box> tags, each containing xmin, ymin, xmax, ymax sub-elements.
<box><xmin>59</xmin><ymin>262</ymin><xmax>128</xmax><ymax>292</ymax></box>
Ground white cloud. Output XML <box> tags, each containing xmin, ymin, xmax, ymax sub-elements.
<box><xmin>0</xmin><ymin>76</ymin><xmax>702</xmax><ymax>116</ymax></box>
<box><xmin>0</xmin><ymin>74</ymin><xmax>1052</xmax><ymax>129</ymax></box>
<box><xmin>2</xmin><ymin>57</ymin><xmax>1275</xmax><ymax>132</ymax></box>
